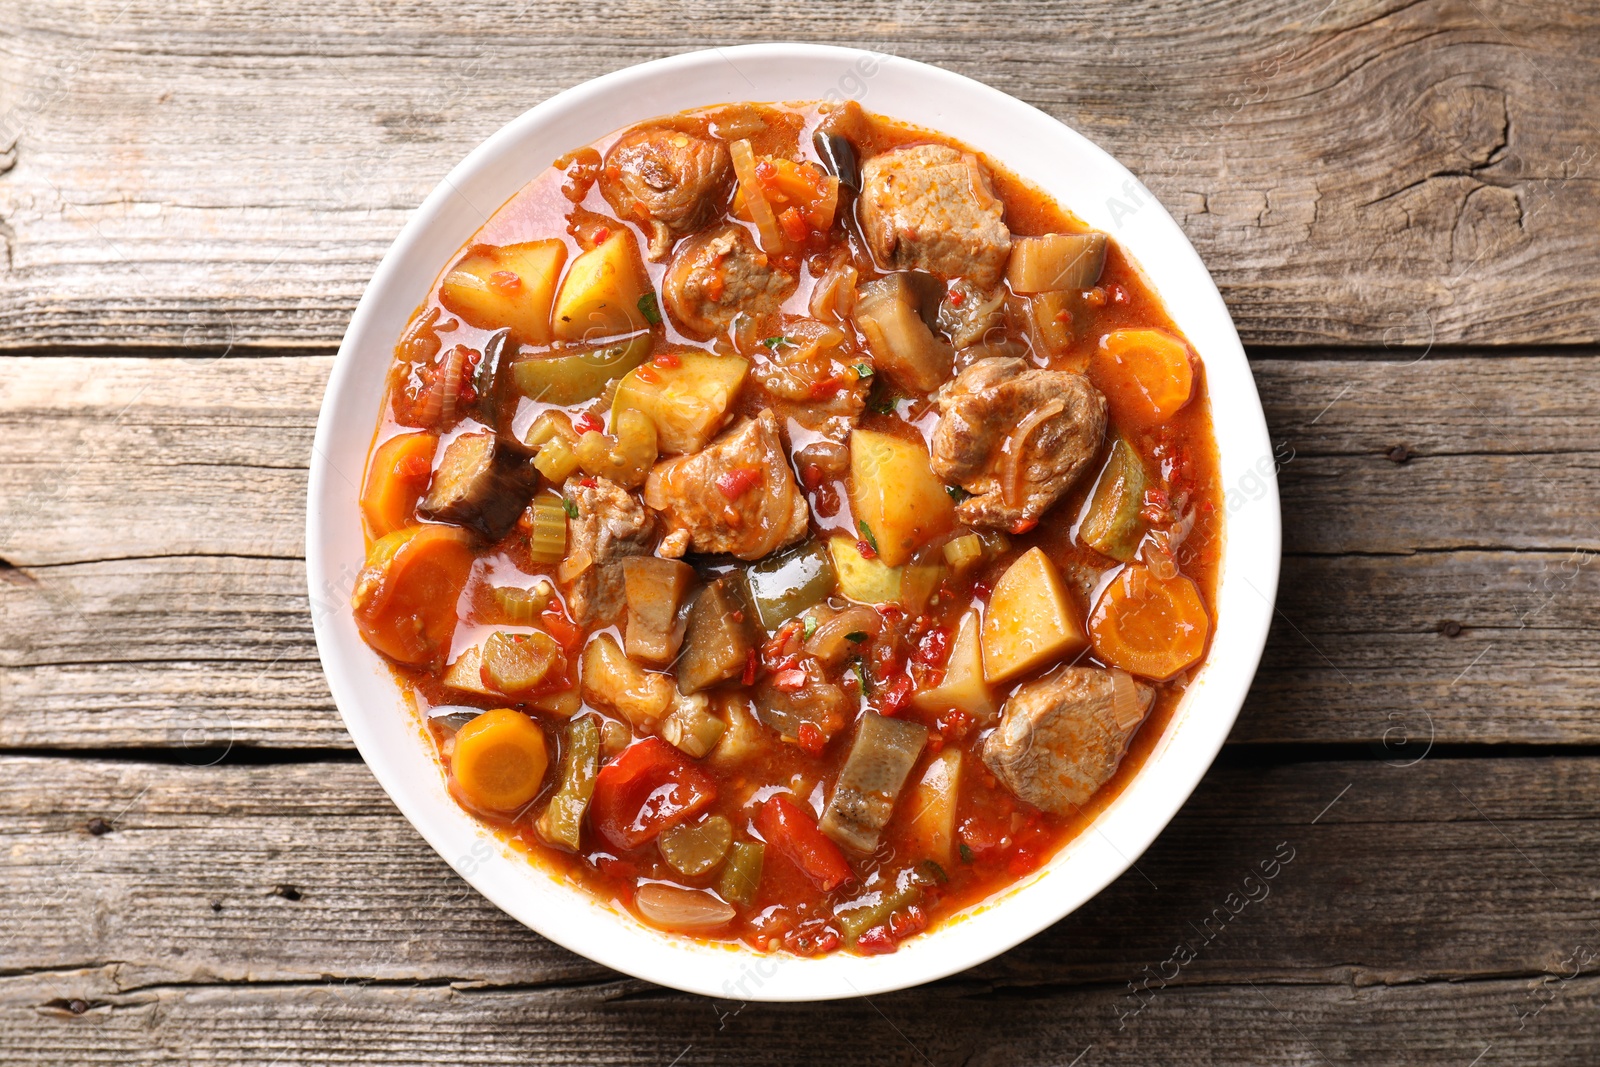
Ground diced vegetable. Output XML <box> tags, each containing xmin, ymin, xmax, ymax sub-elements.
<box><xmin>729</xmin><ymin>138</ymin><xmax>786</xmax><ymax>253</ymax></box>
<box><xmin>492</xmin><ymin>581</ymin><xmax>554</xmax><ymax>624</ymax></box>
<box><xmin>590</xmin><ymin>737</ymin><xmax>717</xmax><ymax>850</ymax></box>
<box><xmin>981</xmin><ymin>546</ymin><xmax>1089</xmax><ymax>684</ymax></box>
<box><xmin>634</xmin><ymin>882</ymin><xmax>736</xmax><ymax>930</ymax></box>
<box><xmin>819</xmin><ymin>711</ymin><xmax>928</xmax><ymax>853</ymax></box>
<box><xmin>451</xmin><ymin>708</ymin><xmax>550</xmax><ymax>812</ymax></box>
<box><xmin>1024</xmin><ymin>289</ymin><xmax>1086</xmax><ymax>360</ymax></box>
<box><xmin>812</xmin><ymin>130</ymin><xmax>861</xmax><ymax>192</ymax></box>
<box><xmin>610</xmin><ymin>351</ymin><xmax>748</xmax><ymax>455</ymax></box>
<box><xmin>552</xmin><ymin>228</ymin><xmax>653</xmax><ymax>342</ymax></box>
<box><xmin>1088</xmin><ymin>564</ymin><xmax>1209</xmax><ymax>681</ymax></box>
<box><xmin>941</xmin><ymin>533</ymin><xmax>984</xmax><ymax>572</ymax></box>
<box><xmin>902</xmin><ymin>748</ymin><xmax>962</xmax><ymax>866</ymax></box>
<box><xmin>441</xmin><ymin>638</ymin><xmax>579</xmax><ymax>716</ymax></box>
<box><xmin>852</xmin><ymin>274</ymin><xmax>954</xmax><ymax>393</ymax></box>
<box><xmin>911</xmin><ymin>610</ymin><xmax>995</xmax><ymax>720</ymax></box>
<box><xmin>676</xmin><ymin>578</ymin><xmax>757</xmax><ymax>694</ymax></box>
<box><xmin>848</xmin><ymin>429</ymin><xmax>955</xmax><ymax>567</ymax></box>
<box><xmin>743</xmin><ymin>540</ymin><xmax>836</xmax><ymax>630</ymax></box>
<box><xmin>351</xmin><ymin>525</ymin><xmax>475</xmax><ymax>668</ymax></box>
<box><xmin>827</xmin><ymin>537</ymin><xmax>941</xmax><ymax>610</ymax></box>
<box><xmin>1005</xmin><ymin>232</ymin><xmax>1108</xmax><ymax>294</ymax></box>
<box><xmin>580</xmin><ymin>633</ymin><xmax>674</xmax><ymax>729</ymax></box>
<box><xmin>731</xmin><ymin>155</ymin><xmax>840</xmax><ymax>236</ymax></box>
<box><xmin>525</xmin><ymin>493</ymin><xmax>569</xmax><ymax>564</ymax></box>
<box><xmin>575</xmin><ymin>408</ymin><xmax>658</xmax><ymax>489</ymax></box>
<box><xmin>360</xmin><ymin>432</ymin><xmax>438</xmax><ymax>539</ymax></box>
<box><xmin>715</xmin><ymin>841</ymin><xmax>766</xmax><ymax>906</ymax></box>
<box><xmin>509</xmin><ymin>332</ymin><xmax>652</xmax><ymax>406</ymax></box>
<box><xmin>803</xmin><ymin>604</ymin><xmax>882</xmax><ymax>667</ymax></box>
<box><xmin>709</xmin><ymin>696</ymin><xmax>766</xmax><ymax>768</ymax></box>
<box><xmin>417</xmin><ymin>431</ymin><xmax>537</xmax><ymax>540</ymax></box>
<box><xmin>834</xmin><ymin>866</ymin><xmax>934</xmax><ymax>942</ymax></box>
<box><xmin>658</xmin><ymin>814</ymin><xmax>734</xmax><ymax>877</ymax></box>
<box><xmin>1079</xmin><ymin>437</ymin><xmax>1151</xmax><ymax>562</ymax></box>
<box><xmin>479</xmin><ymin>630</ymin><xmax>565</xmax><ymax>697</ymax></box>
<box><xmin>536</xmin><ymin>715</ymin><xmax>601</xmax><ymax>850</ymax></box>
<box><xmin>658</xmin><ymin>694</ymin><xmax>727</xmax><ymax>758</ymax></box>
<box><xmin>622</xmin><ymin>557</ymin><xmax>695</xmax><ymax>666</ymax></box>
<box><xmin>532</xmin><ymin>435</ymin><xmax>581</xmax><ymax>483</ymax></box>
<box><xmin>1091</xmin><ymin>328</ymin><xmax>1195</xmax><ymax>429</ymax></box>
<box><xmin>439</xmin><ymin>240</ymin><xmax>568</xmax><ymax>346</ymax></box>
<box><xmin>757</xmin><ymin>793</ymin><xmax>855</xmax><ymax>892</ymax></box>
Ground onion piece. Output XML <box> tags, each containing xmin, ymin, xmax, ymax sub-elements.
<box><xmin>1108</xmin><ymin>669</ymin><xmax>1147</xmax><ymax>731</ymax></box>
<box><xmin>634</xmin><ymin>882</ymin><xmax>737</xmax><ymax>930</ymax></box>
<box><xmin>999</xmin><ymin>398</ymin><xmax>1065</xmax><ymax>508</ymax></box>
<box><xmin>804</xmin><ymin>605</ymin><xmax>883</xmax><ymax>666</ymax></box>
<box><xmin>809</xmin><ymin>262</ymin><xmax>859</xmax><ymax>326</ymax></box>
<box><xmin>729</xmin><ymin>139</ymin><xmax>785</xmax><ymax>254</ymax></box>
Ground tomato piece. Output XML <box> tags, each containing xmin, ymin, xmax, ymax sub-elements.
<box><xmin>350</xmin><ymin>525</ymin><xmax>475</xmax><ymax>667</ymax></box>
<box><xmin>359</xmin><ymin>432</ymin><xmax>438</xmax><ymax>538</ymax></box>
<box><xmin>715</xmin><ymin>467</ymin><xmax>762</xmax><ymax>500</ymax></box>
<box><xmin>590</xmin><ymin>738</ymin><xmax>717</xmax><ymax>850</ymax></box>
<box><xmin>757</xmin><ymin>794</ymin><xmax>854</xmax><ymax>892</ymax></box>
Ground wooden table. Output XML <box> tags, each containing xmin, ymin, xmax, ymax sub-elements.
<box><xmin>3</xmin><ymin>1</ymin><xmax>1597</xmax><ymax>1062</ymax></box>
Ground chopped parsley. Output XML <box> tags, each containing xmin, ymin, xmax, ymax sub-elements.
<box><xmin>857</xmin><ymin>520</ymin><xmax>879</xmax><ymax>554</ymax></box>
<box><xmin>945</xmin><ymin>484</ymin><xmax>969</xmax><ymax>503</ymax></box>
<box><xmin>761</xmin><ymin>335</ymin><xmax>797</xmax><ymax>349</ymax></box>
<box><xmin>958</xmin><ymin>843</ymin><xmax>974</xmax><ymax>864</ymax></box>
<box><xmin>844</xmin><ymin>630</ymin><xmax>868</xmax><ymax>644</ymax></box>
<box><xmin>921</xmin><ymin>860</ymin><xmax>950</xmax><ymax>884</ymax></box>
<box><xmin>559</xmin><ymin>496</ymin><xmax>578</xmax><ymax>519</ymax></box>
<box><xmin>636</xmin><ymin>291</ymin><xmax>662</xmax><ymax>326</ymax></box>
<box><xmin>802</xmin><ymin>615</ymin><xmax>818</xmax><ymax>641</ymax></box>
<box><xmin>853</xmin><ymin>362</ymin><xmax>875</xmax><ymax>378</ymax></box>
<box><xmin>850</xmin><ymin>656</ymin><xmax>872</xmax><ymax>695</ymax></box>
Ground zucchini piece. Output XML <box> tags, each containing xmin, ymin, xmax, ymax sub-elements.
<box><xmin>508</xmin><ymin>333</ymin><xmax>652</xmax><ymax>406</ymax></box>
<box><xmin>716</xmin><ymin>841</ymin><xmax>765</xmax><ymax>906</ymax></box>
<box><xmin>536</xmin><ymin>716</ymin><xmax>601</xmax><ymax>851</ymax></box>
<box><xmin>1079</xmin><ymin>437</ymin><xmax>1151</xmax><ymax>562</ymax></box>
<box><xmin>743</xmin><ymin>541</ymin><xmax>836</xmax><ymax>631</ymax></box>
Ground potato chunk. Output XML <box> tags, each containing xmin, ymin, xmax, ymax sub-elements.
<box><xmin>553</xmin><ymin>229</ymin><xmax>653</xmax><ymax>342</ymax></box>
<box><xmin>439</xmin><ymin>240</ymin><xmax>566</xmax><ymax>346</ymax></box>
<box><xmin>981</xmin><ymin>547</ymin><xmax>1087</xmax><ymax>684</ymax></box>
<box><xmin>848</xmin><ymin>428</ymin><xmax>954</xmax><ymax>567</ymax></box>
<box><xmin>612</xmin><ymin>351</ymin><xmax>748</xmax><ymax>455</ymax></box>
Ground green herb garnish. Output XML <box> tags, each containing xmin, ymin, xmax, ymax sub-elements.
<box><xmin>921</xmin><ymin>860</ymin><xmax>950</xmax><ymax>884</ymax></box>
<box><xmin>853</xmin><ymin>362</ymin><xmax>875</xmax><ymax>378</ymax></box>
<box><xmin>637</xmin><ymin>292</ymin><xmax>662</xmax><ymax>326</ymax></box>
<box><xmin>845</xmin><ymin>630</ymin><xmax>868</xmax><ymax>644</ymax></box>
<box><xmin>959</xmin><ymin>843</ymin><xmax>974</xmax><ymax>864</ymax></box>
<box><xmin>560</xmin><ymin>496</ymin><xmax>578</xmax><ymax>519</ymax></box>
<box><xmin>945</xmin><ymin>484</ymin><xmax>969</xmax><ymax>503</ymax></box>
<box><xmin>761</xmin><ymin>335</ymin><xmax>797</xmax><ymax>349</ymax></box>
<box><xmin>857</xmin><ymin>520</ymin><xmax>879</xmax><ymax>554</ymax></box>
<box><xmin>802</xmin><ymin>615</ymin><xmax>818</xmax><ymax>641</ymax></box>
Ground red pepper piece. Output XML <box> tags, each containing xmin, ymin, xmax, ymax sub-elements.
<box><xmin>757</xmin><ymin>794</ymin><xmax>854</xmax><ymax>892</ymax></box>
<box><xmin>590</xmin><ymin>738</ymin><xmax>717</xmax><ymax>850</ymax></box>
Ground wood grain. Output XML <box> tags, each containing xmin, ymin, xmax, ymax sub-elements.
<box><xmin>1</xmin><ymin>0</ymin><xmax>1597</xmax><ymax>350</ymax></box>
<box><xmin>3</xmin><ymin>756</ymin><xmax>1596</xmax><ymax>995</ymax></box>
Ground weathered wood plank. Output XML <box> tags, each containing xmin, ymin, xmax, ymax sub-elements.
<box><xmin>2</xmin><ymin>756</ymin><xmax>1597</xmax><ymax>997</ymax></box>
<box><xmin>3</xmin><ymin>549</ymin><xmax>1594</xmax><ymax>748</ymax></box>
<box><xmin>7</xmin><ymin>969</ymin><xmax>1597</xmax><ymax>1067</ymax></box>
<box><xmin>1</xmin><ymin>0</ymin><xmax>1596</xmax><ymax>349</ymax></box>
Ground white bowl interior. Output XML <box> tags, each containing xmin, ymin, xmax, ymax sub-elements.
<box><xmin>307</xmin><ymin>43</ymin><xmax>1281</xmax><ymax>1002</ymax></box>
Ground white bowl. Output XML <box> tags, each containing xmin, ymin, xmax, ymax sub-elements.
<box><xmin>307</xmin><ymin>43</ymin><xmax>1280</xmax><ymax>1002</ymax></box>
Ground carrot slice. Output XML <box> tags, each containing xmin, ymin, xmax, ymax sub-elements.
<box><xmin>350</xmin><ymin>524</ymin><xmax>475</xmax><ymax>667</ymax></box>
<box><xmin>451</xmin><ymin>708</ymin><xmax>550</xmax><ymax>812</ymax></box>
<box><xmin>1090</xmin><ymin>328</ymin><xmax>1194</xmax><ymax>429</ymax></box>
<box><xmin>360</xmin><ymin>432</ymin><xmax>438</xmax><ymax>538</ymax></box>
<box><xmin>1088</xmin><ymin>564</ymin><xmax>1209</xmax><ymax>681</ymax></box>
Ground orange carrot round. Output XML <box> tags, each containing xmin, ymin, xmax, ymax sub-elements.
<box><xmin>1091</xmin><ymin>328</ymin><xmax>1194</xmax><ymax>429</ymax></box>
<box><xmin>360</xmin><ymin>432</ymin><xmax>438</xmax><ymax>538</ymax></box>
<box><xmin>451</xmin><ymin>709</ymin><xmax>550</xmax><ymax>812</ymax></box>
<box><xmin>350</xmin><ymin>524</ymin><xmax>475</xmax><ymax>667</ymax></box>
<box><xmin>1088</xmin><ymin>563</ymin><xmax>1209</xmax><ymax>681</ymax></box>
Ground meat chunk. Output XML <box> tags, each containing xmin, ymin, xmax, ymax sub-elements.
<box><xmin>857</xmin><ymin>144</ymin><xmax>1012</xmax><ymax>289</ymax></box>
<box><xmin>416</xmin><ymin>431</ymin><xmax>536</xmax><ymax>540</ymax></box>
<box><xmin>558</xmin><ymin>476</ymin><xmax>657</xmax><ymax>626</ymax></box>
<box><xmin>599</xmin><ymin>126</ymin><xmax>733</xmax><ymax>261</ymax></box>
<box><xmin>982</xmin><ymin>667</ymin><xmax>1154</xmax><ymax>814</ymax></box>
<box><xmin>930</xmin><ymin>357</ymin><xmax>1107</xmax><ymax>530</ymax></box>
<box><xmin>644</xmin><ymin>409</ymin><xmax>809</xmax><ymax>560</ymax></box>
<box><xmin>663</xmin><ymin>222</ymin><xmax>798</xmax><ymax>342</ymax></box>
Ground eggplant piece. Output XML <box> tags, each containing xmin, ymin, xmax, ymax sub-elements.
<box><xmin>677</xmin><ymin>577</ymin><xmax>758</xmax><ymax>694</ymax></box>
<box><xmin>812</xmin><ymin>130</ymin><xmax>861</xmax><ymax>193</ymax></box>
<box><xmin>820</xmin><ymin>712</ymin><xmax>928</xmax><ymax>853</ymax></box>
<box><xmin>853</xmin><ymin>274</ymin><xmax>953</xmax><ymax>393</ymax></box>
<box><xmin>622</xmin><ymin>556</ymin><xmax>696</xmax><ymax>666</ymax></box>
<box><xmin>416</xmin><ymin>431</ymin><xmax>537</xmax><ymax>539</ymax></box>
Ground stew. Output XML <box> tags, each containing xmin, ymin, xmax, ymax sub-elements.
<box><xmin>352</xmin><ymin>100</ymin><xmax>1222</xmax><ymax>957</ymax></box>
